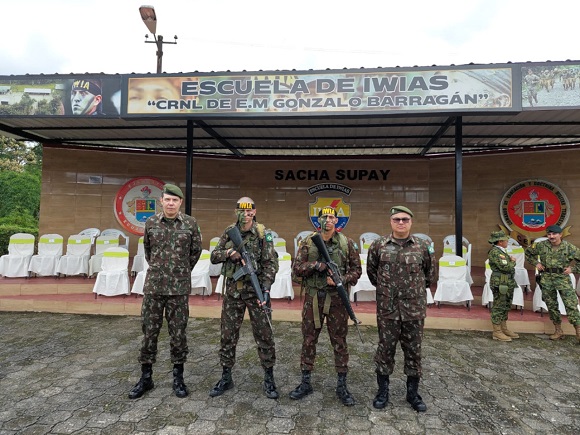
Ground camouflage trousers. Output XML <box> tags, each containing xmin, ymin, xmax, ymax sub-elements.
<box><xmin>299</xmin><ymin>292</ymin><xmax>349</xmax><ymax>373</ymax></box>
<box><xmin>219</xmin><ymin>287</ymin><xmax>276</xmax><ymax>369</ymax></box>
<box><xmin>139</xmin><ymin>293</ymin><xmax>189</xmax><ymax>364</ymax></box>
<box><xmin>490</xmin><ymin>285</ymin><xmax>514</xmax><ymax>324</ymax></box>
<box><xmin>541</xmin><ymin>277</ymin><xmax>580</xmax><ymax>325</ymax></box>
<box><xmin>375</xmin><ymin>318</ymin><xmax>423</xmax><ymax>378</ymax></box>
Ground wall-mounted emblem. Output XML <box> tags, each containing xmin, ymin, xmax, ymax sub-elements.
<box><xmin>308</xmin><ymin>197</ymin><xmax>351</xmax><ymax>232</ymax></box>
<box><xmin>114</xmin><ymin>177</ymin><xmax>164</xmax><ymax>235</ymax></box>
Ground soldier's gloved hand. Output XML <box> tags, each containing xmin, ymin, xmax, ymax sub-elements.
<box><xmin>229</xmin><ymin>250</ymin><xmax>242</xmax><ymax>263</ymax></box>
<box><xmin>315</xmin><ymin>261</ymin><xmax>327</xmax><ymax>272</ymax></box>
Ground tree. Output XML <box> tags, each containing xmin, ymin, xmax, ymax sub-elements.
<box><xmin>0</xmin><ymin>136</ymin><xmax>40</xmax><ymax>172</ymax></box>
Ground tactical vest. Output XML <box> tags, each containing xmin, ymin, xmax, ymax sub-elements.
<box><xmin>303</xmin><ymin>232</ymin><xmax>348</xmax><ymax>291</ymax></box>
<box><xmin>221</xmin><ymin>223</ymin><xmax>267</xmax><ymax>279</ymax></box>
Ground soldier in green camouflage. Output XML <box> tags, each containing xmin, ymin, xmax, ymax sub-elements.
<box><xmin>525</xmin><ymin>225</ymin><xmax>580</xmax><ymax>343</ymax></box>
<box><xmin>289</xmin><ymin>206</ymin><xmax>362</xmax><ymax>406</ymax></box>
<box><xmin>487</xmin><ymin>230</ymin><xmax>520</xmax><ymax>342</ymax></box>
<box><xmin>129</xmin><ymin>184</ymin><xmax>203</xmax><ymax>400</ymax></box>
<box><xmin>366</xmin><ymin>205</ymin><xmax>436</xmax><ymax>412</ymax></box>
<box><xmin>209</xmin><ymin>197</ymin><xmax>280</xmax><ymax>399</ymax></box>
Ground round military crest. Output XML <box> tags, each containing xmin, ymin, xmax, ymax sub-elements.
<box><xmin>114</xmin><ymin>177</ymin><xmax>165</xmax><ymax>235</ymax></box>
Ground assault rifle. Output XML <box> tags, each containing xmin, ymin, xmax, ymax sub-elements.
<box><xmin>227</xmin><ymin>225</ymin><xmax>273</xmax><ymax>331</ymax></box>
<box><xmin>311</xmin><ymin>233</ymin><xmax>363</xmax><ymax>343</ymax></box>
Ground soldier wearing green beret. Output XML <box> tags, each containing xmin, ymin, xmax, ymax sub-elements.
<box><xmin>525</xmin><ymin>225</ymin><xmax>580</xmax><ymax>343</ymax></box>
<box><xmin>366</xmin><ymin>205</ymin><xmax>436</xmax><ymax>412</ymax></box>
<box><xmin>487</xmin><ymin>231</ymin><xmax>519</xmax><ymax>342</ymax></box>
<box><xmin>129</xmin><ymin>183</ymin><xmax>203</xmax><ymax>399</ymax></box>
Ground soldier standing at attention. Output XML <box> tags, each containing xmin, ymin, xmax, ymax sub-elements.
<box><xmin>129</xmin><ymin>184</ymin><xmax>202</xmax><ymax>399</ymax></box>
<box><xmin>366</xmin><ymin>206</ymin><xmax>436</xmax><ymax>412</ymax></box>
<box><xmin>487</xmin><ymin>231</ymin><xmax>520</xmax><ymax>342</ymax></box>
<box><xmin>525</xmin><ymin>225</ymin><xmax>580</xmax><ymax>343</ymax></box>
<box><xmin>209</xmin><ymin>197</ymin><xmax>279</xmax><ymax>399</ymax></box>
<box><xmin>289</xmin><ymin>206</ymin><xmax>362</xmax><ymax>406</ymax></box>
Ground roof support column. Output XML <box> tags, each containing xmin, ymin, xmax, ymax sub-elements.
<box><xmin>185</xmin><ymin>119</ymin><xmax>194</xmax><ymax>215</ymax></box>
<box><xmin>454</xmin><ymin>116</ymin><xmax>463</xmax><ymax>257</ymax></box>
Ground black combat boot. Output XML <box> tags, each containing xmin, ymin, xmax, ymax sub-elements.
<box><xmin>289</xmin><ymin>370</ymin><xmax>313</xmax><ymax>400</ymax></box>
<box><xmin>336</xmin><ymin>372</ymin><xmax>355</xmax><ymax>406</ymax></box>
<box><xmin>172</xmin><ymin>363</ymin><xmax>189</xmax><ymax>398</ymax></box>
<box><xmin>209</xmin><ymin>366</ymin><xmax>233</xmax><ymax>397</ymax></box>
<box><xmin>406</xmin><ymin>376</ymin><xmax>427</xmax><ymax>412</ymax></box>
<box><xmin>128</xmin><ymin>363</ymin><xmax>154</xmax><ymax>399</ymax></box>
<box><xmin>263</xmin><ymin>367</ymin><xmax>279</xmax><ymax>399</ymax></box>
<box><xmin>372</xmin><ymin>373</ymin><xmax>389</xmax><ymax>409</ymax></box>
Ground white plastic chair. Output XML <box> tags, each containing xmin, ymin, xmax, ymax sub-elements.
<box><xmin>89</xmin><ymin>236</ymin><xmax>119</xmax><ymax>277</ymax></box>
<box><xmin>294</xmin><ymin>230</ymin><xmax>314</xmax><ymax>258</ymax></box>
<box><xmin>270</xmin><ymin>252</ymin><xmax>294</xmax><ymax>300</ymax></box>
<box><xmin>507</xmin><ymin>238</ymin><xmax>531</xmax><ymax>292</ymax></box>
<box><xmin>350</xmin><ymin>254</ymin><xmax>376</xmax><ymax>303</ymax></box>
<box><xmin>79</xmin><ymin>228</ymin><xmax>100</xmax><ymax>254</ymax></box>
<box><xmin>191</xmin><ymin>250</ymin><xmax>212</xmax><ymax>297</ymax></box>
<box><xmin>101</xmin><ymin>228</ymin><xmax>130</xmax><ymax>251</ymax></box>
<box><xmin>131</xmin><ymin>260</ymin><xmax>148</xmax><ymax>296</ymax></box>
<box><xmin>359</xmin><ymin>232</ymin><xmax>380</xmax><ymax>254</ymax></box>
<box><xmin>267</xmin><ymin>229</ymin><xmax>279</xmax><ymax>238</ymax></box>
<box><xmin>0</xmin><ymin>233</ymin><xmax>35</xmax><ymax>278</ymax></box>
<box><xmin>56</xmin><ymin>235</ymin><xmax>92</xmax><ymax>277</ymax></box>
<box><xmin>273</xmin><ymin>237</ymin><xmax>288</xmax><ymax>254</ymax></box>
<box><xmin>28</xmin><ymin>234</ymin><xmax>63</xmax><ymax>277</ymax></box>
<box><xmin>481</xmin><ymin>260</ymin><xmax>525</xmax><ymax>314</ymax></box>
<box><xmin>434</xmin><ymin>255</ymin><xmax>474</xmax><ymax>310</ymax></box>
<box><xmin>92</xmin><ymin>247</ymin><xmax>130</xmax><ymax>297</ymax></box>
<box><xmin>442</xmin><ymin>235</ymin><xmax>473</xmax><ymax>285</ymax></box>
<box><xmin>208</xmin><ymin>237</ymin><xmax>222</xmax><ymax>277</ymax></box>
<box><xmin>131</xmin><ymin>236</ymin><xmax>146</xmax><ymax>276</ymax></box>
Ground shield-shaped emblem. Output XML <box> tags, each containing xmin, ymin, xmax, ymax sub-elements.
<box><xmin>308</xmin><ymin>197</ymin><xmax>351</xmax><ymax>232</ymax></box>
<box><xmin>136</xmin><ymin>198</ymin><xmax>157</xmax><ymax>222</ymax></box>
<box><xmin>522</xmin><ymin>200</ymin><xmax>545</xmax><ymax>228</ymax></box>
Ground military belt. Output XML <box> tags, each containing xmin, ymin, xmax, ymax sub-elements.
<box><xmin>544</xmin><ymin>267</ymin><xmax>564</xmax><ymax>274</ymax></box>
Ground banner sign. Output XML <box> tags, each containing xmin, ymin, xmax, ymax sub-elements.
<box><xmin>123</xmin><ymin>67</ymin><xmax>517</xmax><ymax>116</ymax></box>
<box><xmin>521</xmin><ymin>63</ymin><xmax>580</xmax><ymax>109</ymax></box>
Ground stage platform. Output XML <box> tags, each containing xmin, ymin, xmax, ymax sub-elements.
<box><xmin>0</xmin><ymin>267</ymin><xmax>576</xmax><ymax>336</ymax></box>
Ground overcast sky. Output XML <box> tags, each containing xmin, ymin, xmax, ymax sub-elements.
<box><xmin>2</xmin><ymin>0</ymin><xmax>579</xmax><ymax>76</ymax></box>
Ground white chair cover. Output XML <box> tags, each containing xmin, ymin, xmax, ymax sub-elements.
<box><xmin>131</xmin><ymin>260</ymin><xmax>148</xmax><ymax>295</ymax></box>
<box><xmin>481</xmin><ymin>260</ymin><xmax>525</xmax><ymax>309</ymax></box>
<box><xmin>101</xmin><ymin>228</ymin><xmax>130</xmax><ymax>251</ymax></box>
<box><xmin>79</xmin><ymin>228</ymin><xmax>100</xmax><ymax>254</ymax></box>
<box><xmin>191</xmin><ymin>250</ymin><xmax>212</xmax><ymax>296</ymax></box>
<box><xmin>434</xmin><ymin>255</ymin><xmax>473</xmax><ymax>307</ymax></box>
<box><xmin>28</xmin><ymin>234</ymin><xmax>63</xmax><ymax>277</ymax></box>
<box><xmin>93</xmin><ymin>247</ymin><xmax>130</xmax><ymax>296</ymax></box>
<box><xmin>294</xmin><ymin>230</ymin><xmax>314</xmax><ymax>258</ymax></box>
<box><xmin>56</xmin><ymin>235</ymin><xmax>92</xmax><ymax>277</ymax></box>
<box><xmin>507</xmin><ymin>240</ymin><xmax>531</xmax><ymax>290</ymax></box>
<box><xmin>208</xmin><ymin>237</ymin><xmax>222</xmax><ymax>277</ymax></box>
<box><xmin>131</xmin><ymin>236</ymin><xmax>146</xmax><ymax>275</ymax></box>
<box><xmin>350</xmin><ymin>254</ymin><xmax>376</xmax><ymax>302</ymax></box>
<box><xmin>89</xmin><ymin>236</ymin><xmax>120</xmax><ymax>277</ymax></box>
<box><xmin>270</xmin><ymin>252</ymin><xmax>294</xmax><ymax>299</ymax></box>
<box><xmin>273</xmin><ymin>237</ymin><xmax>288</xmax><ymax>254</ymax></box>
<box><xmin>359</xmin><ymin>232</ymin><xmax>380</xmax><ymax>254</ymax></box>
<box><xmin>442</xmin><ymin>235</ymin><xmax>473</xmax><ymax>285</ymax></box>
<box><xmin>0</xmin><ymin>233</ymin><xmax>35</xmax><ymax>277</ymax></box>
<box><xmin>215</xmin><ymin>274</ymin><xmax>226</xmax><ymax>295</ymax></box>
<box><xmin>533</xmin><ymin>273</ymin><xmax>579</xmax><ymax>314</ymax></box>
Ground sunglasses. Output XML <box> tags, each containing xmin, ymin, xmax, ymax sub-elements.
<box><xmin>391</xmin><ymin>217</ymin><xmax>411</xmax><ymax>223</ymax></box>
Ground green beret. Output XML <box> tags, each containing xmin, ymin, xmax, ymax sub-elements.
<box><xmin>162</xmin><ymin>183</ymin><xmax>184</xmax><ymax>199</ymax></box>
<box><xmin>488</xmin><ymin>230</ymin><xmax>509</xmax><ymax>244</ymax></box>
<box><xmin>390</xmin><ymin>205</ymin><xmax>413</xmax><ymax>217</ymax></box>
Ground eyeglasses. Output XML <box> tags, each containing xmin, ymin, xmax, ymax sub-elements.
<box><xmin>391</xmin><ymin>217</ymin><xmax>411</xmax><ymax>223</ymax></box>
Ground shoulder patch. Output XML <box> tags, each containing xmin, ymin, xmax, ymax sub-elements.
<box><xmin>353</xmin><ymin>242</ymin><xmax>359</xmax><ymax>252</ymax></box>
<box><xmin>265</xmin><ymin>232</ymin><xmax>273</xmax><ymax>243</ymax></box>
<box><xmin>428</xmin><ymin>245</ymin><xmax>434</xmax><ymax>254</ymax></box>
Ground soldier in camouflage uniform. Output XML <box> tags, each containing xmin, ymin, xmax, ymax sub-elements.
<box><xmin>366</xmin><ymin>205</ymin><xmax>436</xmax><ymax>412</ymax></box>
<box><xmin>487</xmin><ymin>231</ymin><xmax>520</xmax><ymax>342</ymax></box>
<box><xmin>525</xmin><ymin>225</ymin><xmax>580</xmax><ymax>343</ymax></box>
<box><xmin>209</xmin><ymin>197</ymin><xmax>280</xmax><ymax>399</ymax></box>
<box><xmin>289</xmin><ymin>206</ymin><xmax>362</xmax><ymax>406</ymax></box>
<box><xmin>129</xmin><ymin>184</ymin><xmax>203</xmax><ymax>399</ymax></box>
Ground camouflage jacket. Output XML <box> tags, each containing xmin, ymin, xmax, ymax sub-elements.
<box><xmin>210</xmin><ymin>221</ymin><xmax>278</xmax><ymax>296</ymax></box>
<box><xmin>525</xmin><ymin>239</ymin><xmax>580</xmax><ymax>274</ymax></box>
<box><xmin>366</xmin><ymin>234</ymin><xmax>436</xmax><ymax>320</ymax></box>
<box><xmin>144</xmin><ymin>211</ymin><xmax>202</xmax><ymax>296</ymax></box>
<box><xmin>488</xmin><ymin>246</ymin><xmax>516</xmax><ymax>289</ymax></box>
<box><xmin>292</xmin><ymin>231</ymin><xmax>362</xmax><ymax>291</ymax></box>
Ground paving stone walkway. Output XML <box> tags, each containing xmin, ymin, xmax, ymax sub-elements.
<box><xmin>0</xmin><ymin>312</ymin><xmax>578</xmax><ymax>434</ymax></box>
